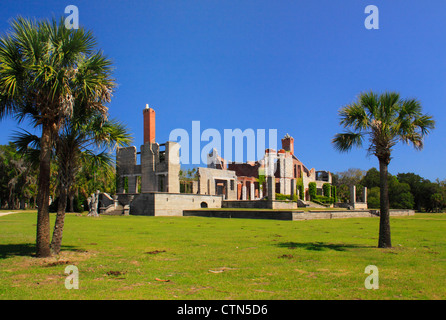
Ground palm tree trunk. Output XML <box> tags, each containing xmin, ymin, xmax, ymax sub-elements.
<box><xmin>51</xmin><ymin>184</ymin><xmax>67</xmax><ymax>255</ymax></box>
<box><xmin>68</xmin><ymin>187</ymin><xmax>75</xmax><ymax>212</ymax></box>
<box><xmin>378</xmin><ymin>158</ymin><xmax>392</xmax><ymax>248</ymax></box>
<box><xmin>36</xmin><ymin>122</ymin><xmax>52</xmax><ymax>258</ymax></box>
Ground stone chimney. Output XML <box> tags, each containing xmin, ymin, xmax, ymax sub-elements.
<box><xmin>143</xmin><ymin>104</ymin><xmax>156</xmax><ymax>144</ymax></box>
<box><xmin>281</xmin><ymin>133</ymin><xmax>294</xmax><ymax>155</ymax></box>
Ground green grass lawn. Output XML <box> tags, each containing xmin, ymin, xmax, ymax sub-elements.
<box><xmin>0</xmin><ymin>210</ymin><xmax>445</xmax><ymax>300</ymax></box>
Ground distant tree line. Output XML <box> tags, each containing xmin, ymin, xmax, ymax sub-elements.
<box><xmin>0</xmin><ymin>143</ymin><xmax>38</xmax><ymax>210</ymax></box>
<box><xmin>332</xmin><ymin>168</ymin><xmax>445</xmax><ymax>212</ymax></box>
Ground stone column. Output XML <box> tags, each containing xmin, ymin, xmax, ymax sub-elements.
<box><xmin>350</xmin><ymin>185</ymin><xmax>356</xmax><ymax>204</ymax></box>
<box><xmin>285</xmin><ymin>178</ymin><xmax>291</xmax><ymax>195</ymax></box>
<box><xmin>242</xmin><ymin>185</ymin><xmax>247</xmax><ymax>200</ymax></box>
<box><xmin>363</xmin><ymin>187</ymin><xmax>367</xmax><ymax>203</ymax></box>
<box><xmin>267</xmin><ymin>176</ymin><xmax>275</xmax><ymax>200</ymax></box>
<box><xmin>250</xmin><ymin>182</ymin><xmax>255</xmax><ymax>200</ymax></box>
<box><xmin>192</xmin><ymin>181</ymin><xmax>198</xmax><ymax>194</ymax></box>
<box><xmin>165</xmin><ymin>141</ymin><xmax>180</xmax><ymax>193</ymax></box>
<box><xmin>290</xmin><ymin>179</ymin><xmax>295</xmax><ymax>196</ymax></box>
<box><xmin>264</xmin><ymin>150</ymin><xmax>276</xmax><ymax>201</ymax></box>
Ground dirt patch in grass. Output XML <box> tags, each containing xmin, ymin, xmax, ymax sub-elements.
<box><xmin>45</xmin><ymin>260</ymin><xmax>71</xmax><ymax>267</ymax></box>
<box><xmin>106</xmin><ymin>270</ymin><xmax>127</xmax><ymax>276</ymax></box>
<box><xmin>145</xmin><ymin>250</ymin><xmax>166</xmax><ymax>255</ymax></box>
<box><xmin>8</xmin><ymin>250</ymin><xmax>95</xmax><ymax>271</ymax></box>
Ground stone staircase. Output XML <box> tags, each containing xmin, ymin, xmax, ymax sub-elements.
<box><xmin>299</xmin><ymin>200</ymin><xmax>328</xmax><ymax>209</ymax></box>
<box><xmin>100</xmin><ymin>204</ymin><xmax>125</xmax><ymax>215</ymax></box>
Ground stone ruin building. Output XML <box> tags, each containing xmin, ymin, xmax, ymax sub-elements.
<box><xmin>102</xmin><ymin>105</ymin><xmax>334</xmax><ymax>216</ymax></box>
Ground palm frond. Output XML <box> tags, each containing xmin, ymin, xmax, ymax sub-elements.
<box><xmin>332</xmin><ymin>132</ymin><xmax>364</xmax><ymax>153</ymax></box>
<box><xmin>413</xmin><ymin>114</ymin><xmax>435</xmax><ymax>136</ymax></box>
<box><xmin>92</xmin><ymin>118</ymin><xmax>133</xmax><ymax>150</ymax></box>
<box><xmin>378</xmin><ymin>91</ymin><xmax>400</xmax><ymax>126</ymax></box>
<box><xmin>359</xmin><ymin>91</ymin><xmax>379</xmax><ymax>118</ymax></box>
<box><xmin>10</xmin><ymin>129</ymin><xmax>42</xmax><ymax>168</ymax></box>
<box><xmin>339</xmin><ymin>103</ymin><xmax>369</xmax><ymax>131</ymax></box>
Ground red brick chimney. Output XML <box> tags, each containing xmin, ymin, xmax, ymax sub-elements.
<box><xmin>143</xmin><ymin>104</ymin><xmax>155</xmax><ymax>144</ymax></box>
<box><xmin>281</xmin><ymin>134</ymin><xmax>294</xmax><ymax>155</ymax></box>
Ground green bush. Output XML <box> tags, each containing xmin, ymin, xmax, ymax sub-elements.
<box><xmin>332</xmin><ymin>185</ymin><xmax>338</xmax><ymax>202</ymax></box>
<box><xmin>313</xmin><ymin>195</ymin><xmax>334</xmax><ymax>204</ymax></box>
<box><xmin>323</xmin><ymin>183</ymin><xmax>331</xmax><ymax>197</ymax></box>
<box><xmin>296</xmin><ymin>178</ymin><xmax>304</xmax><ymax>200</ymax></box>
<box><xmin>367</xmin><ymin>187</ymin><xmax>380</xmax><ymax>209</ymax></box>
<box><xmin>308</xmin><ymin>182</ymin><xmax>317</xmax><ymax>200</ymax></box>
<box><xmin>275</xmin><ymin>193</ymin><xmax>298</xmax><ymax>201</ymax></box>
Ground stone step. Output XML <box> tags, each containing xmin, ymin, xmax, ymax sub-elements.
<box><xmin>302</xmin><ymin>201</ymin><xmax>327</xmax><ymax>209</ymax></box>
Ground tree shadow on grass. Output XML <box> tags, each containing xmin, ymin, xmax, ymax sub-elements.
<box><xmin>0</xmin><ymin>243</ymin><xmax>83</xmax><ymax>259</ymax></box>
<box><xmin>275</xmin><ymin>241</ymin><xmax>373</xmax><ymax>252</ymax></box>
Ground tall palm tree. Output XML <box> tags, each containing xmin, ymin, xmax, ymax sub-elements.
<box><xmin>332</xmin><ymin>91</ymin><xmax>435</xmax><ymax>248</ymax></box>
<box><xmin>50</xmin><ymin>113</ymin><xmax>131</xmax><ymax>254</ymax></box>
<box><xmin>14</xmin><ymin>112</ymin><xmax>131</xmax><ymax>255</ymax></box>
<box><xmin>0</xmin><ymin>17</ymin><xmax>115</xmax><ymax>257</ymax></box>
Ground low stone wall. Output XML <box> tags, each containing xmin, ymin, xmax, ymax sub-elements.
<box><xmin>271</xmin><ymin>201</ymin><xmax>298</xmax><ymax>210</ymax></box>
<box><xmin>222</xmin><ymin>200</ymin><xmax>297</xmax><ymax>210</ymax></box>
<box><xmin>368</xmin><ymin>209</ymin><xmax>415</xmax><ymax>217</ymax></box>
<box><xmin>153</xmin><ymin>193</ymin><xmax>222</xmax><ymax>216</ymax></box>
<box><xmin>222</xmin><ymin>200</ymin><xmax>269</xmax><ymax>209</ymax></box>
<box><xmin>129</xmin><ymin>192</ymin><xmax>223</xmax><ymax>216</ymax></box>
<box><xmin>184</xmin><ymin>210</ymin><xmax>297</xmax><ymax>221</ymax></box>
<box><xmin>292</xmin><ymin>210</ymin><xmax>375</xmax><ymax>220</ymax></box>
<box><xmin>184</xmin><ymin>210</ymin><xmax>372</xmax><ymax>221</ymax></box>
<box><xmin>184</xmin><ymin>209</ymin><xmax>416</xmax><ymax>221</ymax></box>
<box><xmin>118</xmin><ymin>192</ymin><xmax>415</xmax><ymax>219</ymax></box>
<box><xmin>389</xmin><ymin>209</ymin><xmax>415</xmax><ymax>216</ymax></box>
<box><xmin>352</xmin><ymin>203</ymin><xmax>368</xmax><ymax>210</ymax></box>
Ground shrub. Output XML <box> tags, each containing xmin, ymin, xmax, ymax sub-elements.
<box><xmin>367</xmin><ymin>187</ymin><xmax>380</xmax><ymax>209</ymax></box>
<box><xmin>298</xmin><ymin>184</ymin><xmax>304</xmax><ymax>200</ymax></box>
<box><xmin>313</xmin><ymin>195</ymin><xmax>334</xmax><ymax>204</ymax></box>
<box><xmin>275</xmin><ymin>193</ymin><xmax>298</xmax><ymax>201</ymax></box>
<box><xmin>308</xmin><ymin>182</ymin><xmax>317</xmax><ymax>200</ymax></box>
<box><xmin>323</xmin><ymin>183</ymin><xmax>331</xmax><ymax>197</ymax></box>
<box><xmin>332</xmin><ymin>185</ymin><xmax>338</xmax><ymax>202</ymax></box>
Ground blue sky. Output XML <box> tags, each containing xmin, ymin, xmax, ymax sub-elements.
<box><xmin>1</xmin><ymin>0</ymin><xmax>445</xmax><ymax>181</ymax></box>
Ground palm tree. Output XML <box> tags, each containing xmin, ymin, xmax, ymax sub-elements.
<box><xmin>50</xmin><ymin>113</ymin><xmax>131</xmax><ymax>254</ymax></box>
<box><xmin>14</xmin><ymin>111</ymin><xmax>131</xmax><ymax>254</ymax></box>
<box><xmin>332</xmin><ymin>91</ymin><xmax>435</xmax><ymax>248</ymax></box>
<box><xmin>0</xmin><ymin>17</ymin><xmax>115</xmax><ymax>257</ymax></box>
